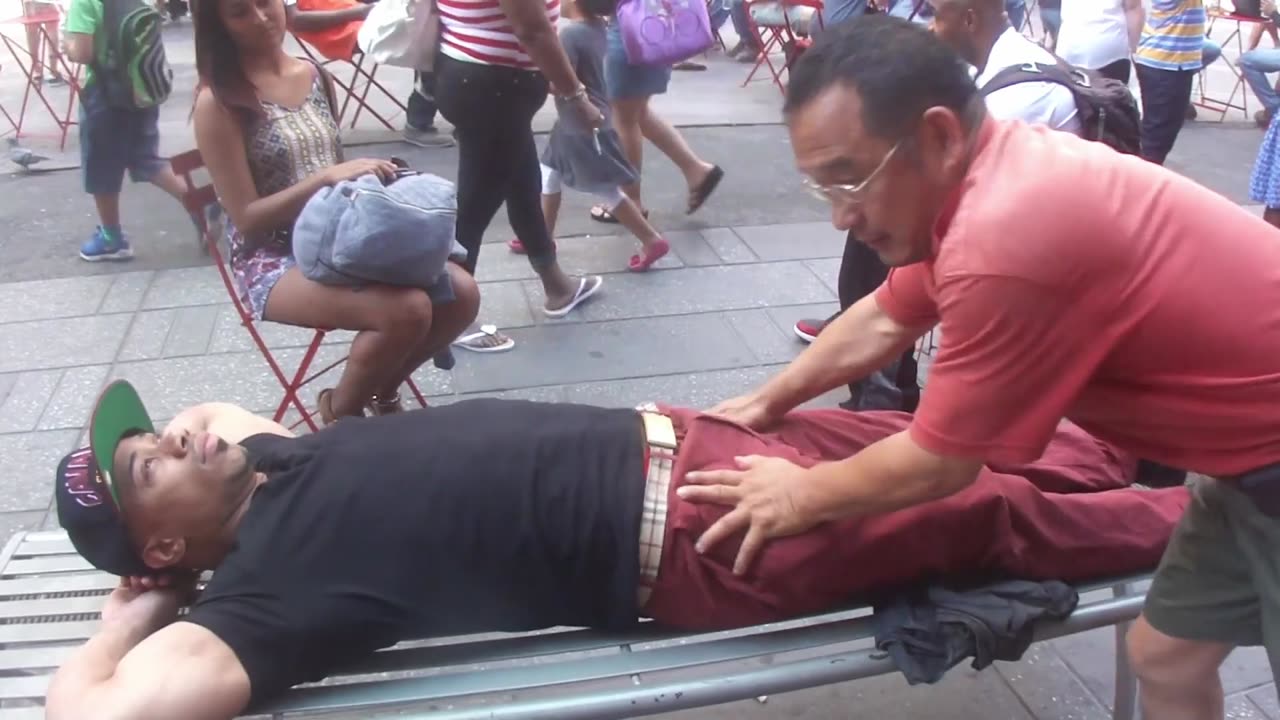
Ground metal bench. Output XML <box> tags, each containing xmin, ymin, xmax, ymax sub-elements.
<box><xmin>0</xmin><ymin>530</ymin><xmax>1146</xmax><ymax>720</ymax></box>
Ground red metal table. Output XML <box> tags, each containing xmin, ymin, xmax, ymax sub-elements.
<box><xmin>0</xmin><ymin>10</ymin><xmax>82</xmax><ymax>149</ymax></box>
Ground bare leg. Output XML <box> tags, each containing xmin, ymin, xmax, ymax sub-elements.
<box><xmin>263</xmin><ymin>269</ymin><xmax>435</xmax><ymax>418</ymax></box>
<box><xmin>44</xmin><ymin>21</ymin><xmax>61</xmax><ymax>78</ymax></box>
<box><xmin>23</xmin><ymin>21</ymin><xmax>43</xmax><ymax>79</ymax></box>
<box><xmin>541</xmin><ymin>191</ymin><xmax>562</xmax><ymax>241</ymax></box>
<box><xmin>638</xmin><ymin>104</ymin><xmax>716</xmax><ymax>191</ymax></box>
<box><xmin>612</xmin><ymin>195</ymin><xmax>662</xmax><ymax>247</ymax></box>
<box><xmin>93</xmin><ymin>194</ymin><xmax>121</xmax><ymax>228</ymax></box>
<box><xmin>1127</xmin><ymin>616</ymin><xmax>1231</xmax><ymax>720</ymax></box>
<box><xmin>611</xmin><ymin>97</ymin><xmax>649</xmax><ymax>208</ymax></box>
<box><xmin>379</xmin><ymin>263</ymin><xmax>480</xmax><ymax>398</ymax></box>
<box><xmin>149</xmin><ymin>166</ymin><xmax>188</xmax><ymax>202</ymax></box>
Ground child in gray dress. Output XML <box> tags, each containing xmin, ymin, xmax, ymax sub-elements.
<box><xmin>508</xmin><ymin>0</ymin><xmax>671</xmax><ymax>271</ymax></box>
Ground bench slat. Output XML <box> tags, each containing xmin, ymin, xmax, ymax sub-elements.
<box><xmin>3</xmin><ymin>556</ymin><xmax>94</xmax><ymax>577</ymax></box>
<box><xmin>0</xmin><ymin>675</ymin><xmax>48</xmax><ymax>701</ymax></box>
<box><xmin>0</xmin><ymin>620</ymin><xmax>99</xmax><ymax>645</ymax></box>
<box><xmin>0</xmin><ymin>595</ymin><xmax>104</xmax><ymax>620</ymax></box>
<box><xmin>0</xmin><ymin>707</ymin><xmax>48</xmax><ymax>720</ymax></box>
<box><xmin>0</xmin><ymin>645</ymin><xmax>75</xmax><ymax>671</ymax></box>
<box><xmin>0</xmin><ymin>573</ymin><xmax>117</xmax><ymax>598</ymax></box>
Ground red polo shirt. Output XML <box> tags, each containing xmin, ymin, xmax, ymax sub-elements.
<box><xmin>876</xmin><ymin>118</ymin><xmax>1280</xmax><ymax>477</ymax></box>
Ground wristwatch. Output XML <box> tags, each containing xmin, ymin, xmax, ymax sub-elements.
<box><xmin>557</xmin><ymin>84</ymin><xmax>588</xmax><ymax>102</ymax></box>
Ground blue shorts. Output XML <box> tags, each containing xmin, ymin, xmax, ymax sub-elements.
<box><xmin>79</xmin><ymin>81</ymin><xmax>164</xmax><ymax>195</ymax></box>
<box><xmin>603</xmin><ymin>20</ymin><xmax>671</xmax><ymax>101</ymax></box>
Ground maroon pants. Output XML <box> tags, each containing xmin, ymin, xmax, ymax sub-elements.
<box><xmin>641</xmin><ymin>407</ymin><xmax>1190</xmax><ymax>631</ymax></box>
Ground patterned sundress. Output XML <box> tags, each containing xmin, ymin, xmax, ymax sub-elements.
<box><xmin>227</xmin><ymin>66</ymin><xmax>343</xmax><ymax>320</ymax></box>
<box><xmin>1251</xmin><ymin>111</ymin><xmax>1280</xmax><ymax>210</ymax></box>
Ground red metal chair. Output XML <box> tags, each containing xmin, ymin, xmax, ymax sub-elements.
<box><xmin>740</xmin><ymin>0</ymin><xmax>824</xmax><ymax>94</ymax></box>
<box><xmin>294</xmin><ymin>38</ymin><xmax>407</xmax><ymax>131</ymax></box>
<box><xmin>169</xmin><ymin>149</ymin><xmax>428</xmax><ymax>433</ymax></box>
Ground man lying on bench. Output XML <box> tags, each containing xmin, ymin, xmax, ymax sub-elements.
<box><xmin>45</xmin><ymin>380</ymin><xmax>1187</xmax><ymax>720</ymax></box>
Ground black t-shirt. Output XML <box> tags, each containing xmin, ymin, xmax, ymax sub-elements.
<box><xmin>181</xmin><ymin>398</ymin><xmax>646</xmax><ymax>708</ymax></box>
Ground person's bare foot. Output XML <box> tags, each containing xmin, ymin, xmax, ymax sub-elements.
<box><xmin>543</xmin><ymin>275</ymin><xmax>604</xmax><ymax>318</ymax></box>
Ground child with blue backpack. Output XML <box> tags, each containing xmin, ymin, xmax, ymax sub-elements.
<box><xmin>63</xmin><ymin>0</ymin><xmax>194</xmax><ymax>261</ymax></box>
<box><xmin>509</xmin><ymin>0</ymin><xmax>671</xmax><ymax>272</ymax></box>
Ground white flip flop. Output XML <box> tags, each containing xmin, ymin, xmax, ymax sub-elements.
<box><xmin>453</xmin><ymin>324</ymin><xmax>515</xmax><ymax>353</ymax></box>
<box><xmin>543</xmin><ymin>276</ymin><xmax>603</xmax><ymax>319</ymax></box>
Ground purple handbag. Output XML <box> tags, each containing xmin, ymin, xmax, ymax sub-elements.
<box><xmin>616</xmin><ymin>0</ymin><xmax>714</xmax><ymax>66</ymax></box>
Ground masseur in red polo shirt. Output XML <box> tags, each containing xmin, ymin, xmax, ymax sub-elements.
<box><xmin>680</xmin><ymin>16</ymin><xmax>1280</xmax><ymax>720</ymax></box>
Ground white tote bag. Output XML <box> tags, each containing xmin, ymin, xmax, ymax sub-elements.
<box><xmin>357</xmin><ymin>0</ymin><xmax>440</xmax><ymax>70</ymax></box>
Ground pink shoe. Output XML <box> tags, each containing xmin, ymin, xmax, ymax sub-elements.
<box><xmin>508</xmin><ymin>238</ymin><xmax>557</xmax><ymax>254</ymax></box>
<box><xmin>628</xmin><ymin>238</ymin><xmax>670</xmax><ymax>272</ymax></box>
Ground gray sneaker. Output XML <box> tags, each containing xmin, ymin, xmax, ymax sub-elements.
<box><xmin>402</xmin><ymin>125</ymin><xmax>456</xmax><ymax>148</ymax></box>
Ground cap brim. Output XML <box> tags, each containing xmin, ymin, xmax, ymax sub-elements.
<box><xmin>89</xmin><ymin>381</ymin><xmax>155</xmax><ymax>508</ymax></box>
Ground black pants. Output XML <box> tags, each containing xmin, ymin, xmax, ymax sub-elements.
<box><xmin>1135</xmin><ymin>63</ymin><xmax>1195</xmax><ymax>165</ymax></box>
<box><xmin>837</xmin><ymin>233</ymin><xmax>920</xmax><ymax>413</ymax></box>
<box><xmin>406</xmin><ymin>71</ymin><xmax>438</xmax><ymax>130</ymax></box>
<box><xmin>1097</xmin><ymin>58</ymin><xmax>1131</xmax><ymax>85</ymax></box>
<box><xmin>434</xmin><ymin>55</ymin><xmax>556</xmax><ymax>274</ymax></box>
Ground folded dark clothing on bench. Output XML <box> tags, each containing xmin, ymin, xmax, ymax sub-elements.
<box><xmin>872</xmin><ymin>579</ymin><xmax>1079</xmax><ymax>684</ymax></box>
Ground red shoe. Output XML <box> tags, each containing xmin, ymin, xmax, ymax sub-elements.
<box><xmin>508</xmin><ymin>238</ymin><xmax>557</xmax><ymax>254</ymax></box>
<box><xmin>794</xmin><ymin>317</ymin><xmax>826</xmax><ymax>343</ymax></box>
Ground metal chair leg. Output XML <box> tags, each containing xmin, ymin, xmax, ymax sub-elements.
<box><xmin>1112</xmin><ymin>582</ymin><xmax>1139</xmax><ymax>720</ymax></box>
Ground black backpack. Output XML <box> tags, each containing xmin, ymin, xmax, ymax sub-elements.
<box><xmin>981</xmin><ymin>59</ymin><xmax>1141</xmax><ymax>155</ymax></box>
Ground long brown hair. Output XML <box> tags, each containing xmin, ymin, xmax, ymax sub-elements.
<box><xmin>193</xmin><ymin>0</ymin><xmax>267</xmax><ymax>123</ymax></box>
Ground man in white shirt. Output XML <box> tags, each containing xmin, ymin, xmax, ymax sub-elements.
<box><xmin>930</xmin><ymin>0</ymin><xmax>1083</xmax><ymax>134</ymax></box>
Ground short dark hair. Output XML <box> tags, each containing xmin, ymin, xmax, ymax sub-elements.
<box><xmin>784</xmin><ymin>14</ymin><xmax>982</xmax><ymax>140</ymax></box>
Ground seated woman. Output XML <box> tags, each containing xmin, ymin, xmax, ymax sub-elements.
<box><xmin>192</xmin><ymin>0</ymin><xmax>479</xmax><ymax>423</ymax></box>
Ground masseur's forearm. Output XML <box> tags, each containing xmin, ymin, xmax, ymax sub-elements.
<box><xmin>46</xmin><ymin>622</ymin><xmax>154</xmax><ymax>720</ymax></box>
<box><xmin>800</xmin><ymin>431</ymin><xmax>983</xmax><ymax>523</ymax></box>
<box><xmin>757</xmin><ymin>294</ymin><xmax>924</xmax><ymax>416</ymax></box>
<box><xmin>499</xmin><ymin>0</ymin><xmax>582</xmax><ymax>95</ymax></box>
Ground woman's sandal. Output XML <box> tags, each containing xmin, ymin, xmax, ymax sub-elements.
<box><xmin>368</xmin><ymin>392</ymin><xmax>405</xmax><ymax>416</ymax></box>
<box><xmin>687</xmin><ymin>165</ymin><xmax>725</xmax><ymax>214</ymax></box>
<box><xmin>628</xmin><ymin>238</ymin><xmax>670</xmax><ymax>272</ymax></box>
<box><xmin>590</xmin><ymin>205</ymin><xmax>649</xmax><ymax>224</ymax></box>
<box><xmin>453</xmin><ymin>324</ymin><xmax>516</xmax><ymax>352</ymax></box>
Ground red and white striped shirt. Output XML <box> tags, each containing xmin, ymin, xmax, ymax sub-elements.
<box><xmin>437</xmin><ymin>0</ymin><xmax>560</xmax><ymax>69</ymax></box>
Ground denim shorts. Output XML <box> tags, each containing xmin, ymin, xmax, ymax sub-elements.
<box><xmin>79</xmin><ymin>81</ymin><xmax>164</xmax><ymax>195</ymax></box>
<box><xmin>603</xmin><ymin>20</ymin><xmax>671</xmax><ymax>101</ymax></box>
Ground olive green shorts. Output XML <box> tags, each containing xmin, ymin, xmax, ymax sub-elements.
<box><xmin>1145</xmin><ymin>476</ymin><xmax>1280</xmax><ymax>673</ymax></box>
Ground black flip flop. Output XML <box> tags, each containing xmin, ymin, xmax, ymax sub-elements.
<box><xmin>590</xmin><ymin>204</ymin><xmax>649</xmax><ymax>224</ymax></box>
<box><xmin>687</xmin><ymin>165</ymin><xmax>724</xmax><ymax>214</ymax></box>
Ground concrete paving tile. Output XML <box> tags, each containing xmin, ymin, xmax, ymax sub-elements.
<box><xmin>207</xmin><ymin>304</ymin><xmax>344</xmax><ymax>354</ymax></box>
<box><xmin>0</xmin><ymin>373</ymin><xmax>14</xmax><ymax>407</ymax></box>
<box><xmin>651</xmin><ymin>662</ymin><xmax>1035</xmax><ymax>720</ymax></box>
<box><xmin>118</xmin><ymin>309</ymin><xmax>177</xmax><ymax>361</ymax></box>
<box><xmin>0</xmin><ymin>370</ymin><xmax>62</xmax><ymax>433</ymax></box>
<box><xmin>0</xmin><ymin>314</ymin><xmax>132</xmax><ymax>373</ymax></box>
<box><xmin>141</xmin><ymin>266</ymin><xmax>231</xmax><ymax>309</ymax></box>
<box><xmin>0</xmin><ymin>275</ymin><xmax>114</xmax><ymax>324</ymax></box>
<box><xmin>804</xmin><ymin>257</ymin><xmax>843</xmax><ymax>296</ymax></box>
<box><xmin>733</xmin><ymin>221</ymin><xmax>846</xmax><ymax>261</ymax></box>
<box><xmin>109</xmin><ymin>351</ymin><xmax>290</xmax><ymax>420</ymax></box>
<box><xmin>0</xmin><ymin>430</ymin><xmax>81</xmax><ymax>512</ymax></box>
<box><xmin>663</xmin><ymin>229</ymin><xmax>724</xmax><ymax>267</ymax></box>
<box><xmin>576</xmin><ymin>263</ymin><xmax>836</xmax><ymax>323</ymax></box>
<box><xmin>1247</xmin><ymin>684</ymin><xmax>1280</xmax><ymax>719</ymax></box>
<box><xmin>162</xmin><ymin>305</ymin><xmax>220</xmax><ymax>357</ymax></box>
<box><xmin>472</xmin><ymin>232</ymin><xmax>683</xmax><ymax>284</ymax></box>
<box><xmin>99</xmin><ymin>271</ymin><xmax>156</xmax><ymax>314</ymax></box>
<box><xmin>38</xmin><ymin>365</ymin><xmax>111</xmax><ymax>431</ymax></box>
<box><xmin>1227</xmin><ymin>694</ymin><xmax>1273</xmax><ymax>719</ymax></box>
<box><xmin>450</xmin><ymin>315</ymin><xmax>758</xmax><ymax>395</ymax></box>
<box><xmin>723</xmin><ymin>309</ymin><xmax>803</xmax><ymax>364</ymax></box>
<box><xmin>564</xmin><ymin>366</ymin><xmax>778</xmax><ymax>409</ymax></box>
<box><xmin>1054</xmin><ymin>628</ymin><xmax>1275</xmax><ymax>708</ymax></box>
<box><xmin>446</xmin><ymin>385</ymin><xmax>569</xmax><ymax>405</ymax></box>
<box><xmin>475</xmin><ymin>280</ymin><xmax>537</xmax><ymax>331</ymax></box>
<box><xmin>996</xmin><ymin>643</ymin><xmax>1111</xmax><ymax>720</ymax></box>
<box><xmin>0</xmin><ymin>511</ymin><xmax>47</xmax><ymax>545</ymax></box>
<box><xmin>702</xmin><ymin>227</ymin><xmax>759</xmax><ymax>264</ymax></box>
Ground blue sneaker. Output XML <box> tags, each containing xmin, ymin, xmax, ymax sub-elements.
<box><xmin>79</xmin><ymin>227</ymin><xmax>134</xmax><ymax>262</ymax></box>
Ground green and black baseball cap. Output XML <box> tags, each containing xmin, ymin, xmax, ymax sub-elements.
<box><xmin>54</xmin><ymin>380</ymin><xmax>157</xmax><ymax>577</ymax></box>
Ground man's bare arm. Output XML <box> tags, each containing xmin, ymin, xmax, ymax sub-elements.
<box><xmin>164</xmin><ymin>403</ymin><xmax>295</xmax><ymax>444</ymax></box>
<box><xmin>755</xmin><ymin>294</ymin><xmax>929</xmax><ymax>416</ymax></box>
<box><xmin>47</xmin><ymin>613</ymin><xmax>250</xmax><ymax>720</ymax></box>
<box><xmin>63</xmin><ymin>32</ymin><xmax>93</xmax><ymax>64</ymax></box>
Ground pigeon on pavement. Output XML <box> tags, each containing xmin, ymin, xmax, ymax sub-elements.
<box><xmin>7</xmin><ymin>137</ymin><xmax>49</xmax><ymax>171</ymax></box>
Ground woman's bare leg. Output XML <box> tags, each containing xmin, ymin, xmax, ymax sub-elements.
<box><xmin>380</xmin><ymin>263</ymin><xmax>480</xmax><ymax>398</ymax></box>
<box><xmin>611</xmin><ymin>96</ymin><xmax>649</xmax><ymax>208</ymax></box>
<box><xmin>263</xmin><ymin>268</ymin><xmax>434</xmax><ymax>417</ymax></box>
<box><xmin>638</xmin><ymin>105</ymin><xmax>717</xmax><ymax>192</ymax></box>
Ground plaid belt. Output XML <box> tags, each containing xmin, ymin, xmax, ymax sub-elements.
<box><xmin>636</xmin><ymin>402</ymin><xmax>677</xmax><ymax>609</ymax></box>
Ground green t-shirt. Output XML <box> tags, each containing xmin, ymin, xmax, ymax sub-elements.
<box><xmin>63</xmin><ymin>0</ymin><xmax>105</xmax><ymax>86</ymax></box>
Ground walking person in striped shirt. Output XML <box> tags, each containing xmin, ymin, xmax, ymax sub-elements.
<box><xmin>1133</xmin><ymin>0</ymin><xmax>1206</xmax><ymax>164</ymax></box>
<box><xmin>434</xmin><ymin>0</ymin><xmax>607</xmax><ymax>352</ymax></box>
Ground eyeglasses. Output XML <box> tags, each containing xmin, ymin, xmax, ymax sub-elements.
<box><xmin>802</xmin><ymin>141</ymin><xmax>902</xmax><ymax>205</ymax></box>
